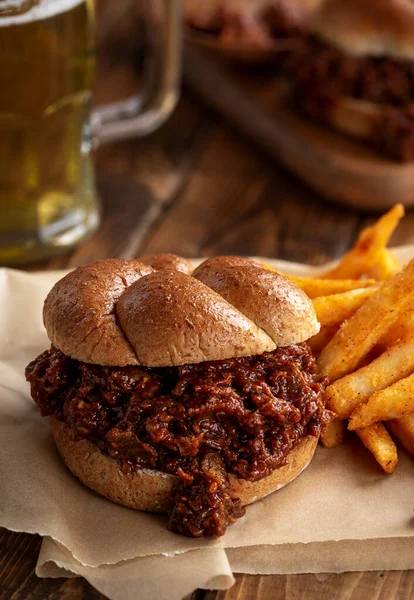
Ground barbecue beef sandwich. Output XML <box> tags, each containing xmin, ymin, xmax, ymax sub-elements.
<box><xmin>184</xmin><ymin>0</ymin><xmax>320</xmax><ymax>48</ymax></box>
<box><xmin>25</xmin><ymin>255</ymin><xmax>329</xmax><ymax>537</ymax></box>
<box><xmin>291</xmin><ymin>0</ymin><xmax>414</xmax><ymax>161</ymax></box>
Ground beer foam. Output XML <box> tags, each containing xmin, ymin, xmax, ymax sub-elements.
<box><xmin>0</xmin><ymin>0</ymin><xmax>84</xmax><ymax>25</ymax></box>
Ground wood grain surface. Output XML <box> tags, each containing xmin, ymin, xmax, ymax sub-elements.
<box><xmin>183</xmin><ymin>49</ymin><xmax>414</xmax><ymax>211</ymax></box>
<box><xmin>2</xmin><ymin>2</ymin><xmax>414</xmax><ymax>600</ymax></box>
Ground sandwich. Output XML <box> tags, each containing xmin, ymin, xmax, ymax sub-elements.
<box><xmin>25</xmin><ymin>255</ymin><xmax>329</xmax><ymax>537</ymax></box>
<box><xmin>290</xmin><ymin>0</ymin><xmax>414</xmax><ymax>161</ymax></box>
<box><xmin>184</xmin><ymin>0</ymin><xmax>320</xmax><ymax>49</ymax></box>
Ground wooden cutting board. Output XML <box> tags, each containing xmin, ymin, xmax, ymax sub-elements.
<box><xmin>184</xmin><ymin>48</ymin><xmax>414</xmax><ymax>211</ymax></box>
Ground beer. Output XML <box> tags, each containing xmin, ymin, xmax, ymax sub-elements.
<box><xmin>0</xmin><ymin>0</ymin><xmax>99</xmax><ymax>263</ymax></box>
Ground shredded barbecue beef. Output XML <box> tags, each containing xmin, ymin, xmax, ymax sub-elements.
<box><xmin>26</xmin><ymin>345</ymin><xmax>328</xmax><ymax>537</ymax></box>
<box><xmin>290</xmin><ymin>36</ymin><xmax>414</xmax><ymax>161</ymax></box>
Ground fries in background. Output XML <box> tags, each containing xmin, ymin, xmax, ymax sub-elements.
<box><xmin>322</xmin><ymin>204</ymin><xmax>404</xmax><ymax>279</ymax></box>
<box><xmin>312</xmin><ymin>287</ymin><xmax>379</xmax><ymax>329</ymax></box>
<box><xmin>368</xmin><ymin>248</ymin><xmax>400</xmax><ymax>280</ymax></box>
<box><xmin>286</xmin><ymin>276</ymin><xmax>377</xmax><ymax>299</ymax></box>
<box><xmin>296</xmin><ymin>205</ymin><xmax>414</xmax><ymax>474</ymax></box>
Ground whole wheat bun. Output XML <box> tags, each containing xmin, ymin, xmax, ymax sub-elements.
<box><xmin>327</xmin><ymin>97</ymin><xmax>386</xmax><ymax>142</ymax></box>
<box><xmin>116</xmin><ymin>269</ymin><xmax>275</xmax><ymax>367</ymax></box>
<box><xmin>50</xmin><ymin>417</ymin><xmax>318</xmax><ymax>512</ymax></box>
<box><xmin>43</xmin><ymin>256</ymin><xmax>320</xmax><ymax>368</ymax></box>
<box><xmin>43</xmin><ymin>259</ymin><xmax>154</xmax><ymax>367</ymax></box>
<box><xmin>139</xmin><ymin>253</ymin><xmax>194</xmax><ymax>275</ymax></box>
<box><xmin>194</xmin><ymin>255</ymin><xmax>263</xmax><ymax>272</ymax></box>
<box><xmin>312</xmin><ymin>0</ymin><xmax>414</xmax><ymax>60</ymax></box>
<box><xmin>193</xmin><ymin>257</ymin><xmax>320</xmax><ymax>345</ymax></box>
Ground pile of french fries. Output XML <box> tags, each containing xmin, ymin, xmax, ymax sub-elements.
<box><xmin>277</xmin><ymin>204</ymin><xmax>414</xmax><ymax>474</ymax></box>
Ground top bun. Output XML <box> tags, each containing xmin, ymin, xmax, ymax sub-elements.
<box><xmin>312</xmin><ymin>0</ymin><xmax>414</xmax><ymax>60</ymax></box>
<box><xmin>193</xmin><ymin>257</ymin><xmax>320</xmax><ymax>346</ymax></box>
<box><xmin>139</xmin><ymin>253</ymin><xmax>193</xmax><ymax>275</ymax></box>
<box><xmin>43</xmin><ymin>259</ymin><xmax>154</xmax><ymax>367</ymax></box>
<box><xmin>116</xmin><ymin>269</ymin><xmax>275</xmax><ymax>367</ymax></box>
<box><xmin>43</xmin><ymin>256</ymin><xmax>319</xmax><ymax>368</ymax></box>
<box><xmin>194</xmin><ymin>256</ymin><xmax>263</xmax><ymax>274</ymax></box>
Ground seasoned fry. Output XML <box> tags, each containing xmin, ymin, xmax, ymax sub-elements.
<box><xmin>387</xmin><ymin>415</ymin><xmax>414</xmax><ymax>458</ymax></box>
<box><xmin>286</xmin><ymin>276</ymin><xmax>377</xmax><ymax>299</ymax></box>
<box><xmin>348</xmin><ymin>372</ymin><xmax>414</xmax><ymax>430</ymax></box>
<box><xmin>323</xmin><ymin>204</ymin><xmax>404</xmax><ymax>279</ymax></box>
<box><xmin>285</xmin><ymin>205</ymin><xmax>414</xmax><ymax>474</ymax></box>
<box><xmin>368</xmin><ymin>248</ymin><xmax>401</xmax><ymax>281</ymax></box>
<box><xmin>324</xmin><ymin>333</ymin><xmax>414</xmax><ymax>417</ymax></box>
<box><xmin>308</xmin><ymin>325</ymin><xmax>339</xmax><ymax>355</ymax></box>
<box><xmin>356</xmin><ymin>423</ymin><xmax>398</xmax><ymax>474</ymax></box>
<box><xmin>318</xmin><ymin>258</ymin><xmax>414</xmax><ymax>382</ymax></box>
<box><xmin>320</xmin><ymin>418</ymin><xmax>345</xmax><ymax>448</ymax></box>
<box><xmin>312</xmin><ymin>287</ymin><xmax>379</xmax><ymax>328</ymax></box>
<box><xmin>265</xmin><ymin>205</ymin><xmax>413</xmax><ymax>475</ymax></box>
<box><xmin>377</xmin><ymin>313</ymin><xmax>414</xmax><ymax>350</ymax></box>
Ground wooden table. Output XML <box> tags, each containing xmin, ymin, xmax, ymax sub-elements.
<box><xmin>2</xmin><ymin>6</ymin><xmax>414</xmax><ymax>599</ymax></box>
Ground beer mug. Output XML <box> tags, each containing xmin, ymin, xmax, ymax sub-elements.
<box><xmin>0</xmin><ymin>0</ymin><xmax>181</xmax><ymax>264</ymax></box>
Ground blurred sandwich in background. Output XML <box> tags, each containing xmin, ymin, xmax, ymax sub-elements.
<box><xmin>290</xmin><ymin>0</ymin><xmax>414</xmax><ymax>161</ymax></box>
<box><xmin>184</xmin><ymin>0</ymin><xmax>322</xmax><ymax>51</ymax></box>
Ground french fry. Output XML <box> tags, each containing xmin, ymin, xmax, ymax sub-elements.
<box><xmin>377</xmin><ymin>313</ymin><xmax>414</xmax><ymax>350</ymax></box>
<box><xmin>312</xmin><ymin>287</ymin><xmax>379</xmax><ymax>328</ymax></box>
<box><xmin>324</xmin><ymin>333</ymin><xmax>414</xmax><ymax>418</ymax></box>
<box><xmin>323</xmin><ymin>204</ymin><xmax>404</xmax><ymax>279</ymax></box>
<box><xmin>265</xmin><ymin>205</ymin><xmax>411</xmax><ymax>479</ymax></box>
<box><xmin>318</xmin><ymin>258</ymin><xmax>414</xmax><ymax>382</ymax></box>
<box><xmin>368</xmin><ymin>248</ymin><xmax>401</xmax><ymax>281</ymax></box>
<box><xmin>348</xmin><ymin>372</ymin><xmax>414</xmax><ymax>430</ymax></box>
<box><xmin>356</xmin><ymin>423</ymin><xmax>398</xmax><ymax>474</ymax></box>
<box><xmin>387</xmin><ymin>415</ymin><xmax>414</xmax><ymax>458</ymax></box>
<box><xmin>308</xmin><ymin>325</ymin><xmax>339</xmax><ymax>355</ymax></box>
<box><xmin>320</xmin><ymin>418</ymin><xmax>345</xmax><ymax>448</ymax></box>
<box><xmin>286</xmin><ymin>276</ymin><xmax>377</xmax><ymax>299</ymax></box>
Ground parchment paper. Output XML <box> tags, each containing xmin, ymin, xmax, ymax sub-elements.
<box><xmin>1</xmin><ymin>247</ymin><xmax>414</xmax><ymax>599</ymax></box>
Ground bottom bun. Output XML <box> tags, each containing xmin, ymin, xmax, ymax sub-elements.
<box><xmin>50</xmin><ymin>417</ymin><xmax>318</xmax><ymax>512</ymax></box>
<box><xmin>328</xmin><ymin>96</ymin><xmax>385</xmax><ymax>141</ymax></box>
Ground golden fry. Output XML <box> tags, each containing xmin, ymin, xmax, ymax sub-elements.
<box><xmin>320</xmin><ymin>419</ymin><xmax>345</xmax><ymax>448</ymax></box>
<box><xmin>377</xmin><ymin>313</ymin><xmax>414</xmax><ymax>350</ymax></box>
<box><xmin>323</xmin><ymin>204</ymin><xmax>404</xmax><ymax>279</ymax></box>
<box><xmin>356</xmin><ymin>423</ymin><xmax>398</xmax><ymax>474</ymax></box>
<box><xmin>387</xmin><ymin>415</ymin><xmax>414</xmax><ymax>458</ymax></box>
<box><xmin>349</xmin><ymin>372</ymin><xmax>414</xmax><ymax>430</ymax></box>
<box><xmin>308</xmin><ymin>325</ymin><xmax>339</xmax><ymax>355</ymax></box>
<box><xmin>286</xmin><ymin>276</ymin><xmax>377</xmax><ymax>299</ymax></box>
<box><xmin>318</xmin><ymin>258</ymin><xmax>414</xmax><ymax>382</ymax></box>
<box><xmin>368</xmin><ymin>248</ymin><xmax>401</xmax><ymax>281</ymax></box>
<box><xmin>312</xmin><ymin>287</ymin><xmax>379</xmax><ymax>328</ymax></box>
<box><xmin>324</xmin><ymin>332</ymin><xmax>414</xmax><ymax>417</ymax></box>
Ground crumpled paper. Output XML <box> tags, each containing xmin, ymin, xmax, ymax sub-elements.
<box><xmin>37</xmin><ymin>538</ymin><xmax>234</xmax><ymax>600</ymax></box>
<box><xmin>1</xmin><ymin>247</ymin><xmax>414</xmax><ymax>600</ymax></box>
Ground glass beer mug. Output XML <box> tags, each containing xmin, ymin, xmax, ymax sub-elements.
<box><xmin>0</xmin><ymin>0</ymin><xmax>181</xmax><ymax>264</ymax></box>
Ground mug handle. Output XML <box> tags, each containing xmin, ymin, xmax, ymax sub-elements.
<box><xmin>91</xmin><ymin>0</ymin><xmax>181</xmax><ymax>145</ymax></box>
